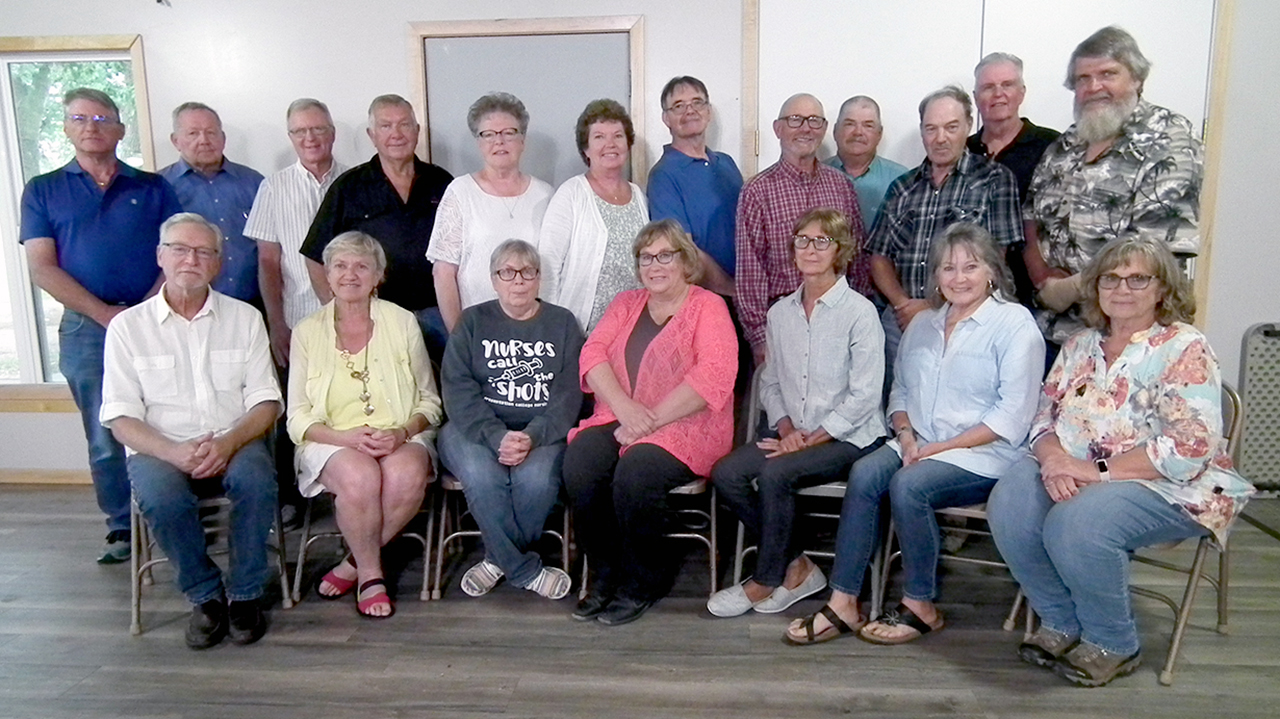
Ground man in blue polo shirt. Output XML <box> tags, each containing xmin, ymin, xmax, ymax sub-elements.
<box><xmin>19</xmin><ymin>87</ymin><xmax>182</xmax><ymax>563</ymax></box>
<box><xmin>646</xmin><ymin>76</ymin><xmax>743</xmax><ymax>299</ymax></box>
<box><xmin>160</xmin><ymin>102</ymin><xmax>264</xmax><ymax>305</ymax></box>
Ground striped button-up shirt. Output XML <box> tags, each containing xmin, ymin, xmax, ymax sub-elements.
<box><xmin>867</xmin><ymin>151</ymin><xmax>1022</xmax><ymax>300</ymax></box>
<box><xmin>735</xmin><ymin>160</ymin><xmax>869</xmax><ymax>350</ymax></box>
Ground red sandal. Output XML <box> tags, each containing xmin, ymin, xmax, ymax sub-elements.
<box><xmin>356</xmin><ymin>578</ymin><xmax>394</xmax><ymax>619</ymax></box>
<box><xmin>316</xmin><ymin>556</ymin><xmax>357</xmax><ymax>600</ymax></box>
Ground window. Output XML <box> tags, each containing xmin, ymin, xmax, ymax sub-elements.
<box><xmin>0</xmin><ymin>36</ymin><xmax>155</xmax><ymax>384</ymax></box>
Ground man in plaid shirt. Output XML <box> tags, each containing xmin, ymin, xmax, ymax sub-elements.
<box><xmin>868</xmin><ymin>86</ymin><xmax>1023</xmax><ymax>371</ymax></box>
<box><xmin>736</xmin><ymin>93</ymin><xmax>869</xmax><ymax>368</ymax></box>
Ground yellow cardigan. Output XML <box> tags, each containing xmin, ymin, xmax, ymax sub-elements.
<box><xmin>287</xmin><ymin>298</ymin><xmax>442</xmax><ymax>444</ymax></box>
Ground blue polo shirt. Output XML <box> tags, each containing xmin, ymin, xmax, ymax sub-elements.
<box><xmin>160</xmin><ymin>158</ymin><xmax>264</xmax><ymax>302</ymax></box>
<box><xmin>646</xmin><ymin>144</ymin><xmax>743</xmax><ymax>276</ymax></box>
<box><xmin>19</xmin><ymin>160</ymin><xmax>182</xmax><ymax>306</ymax></box>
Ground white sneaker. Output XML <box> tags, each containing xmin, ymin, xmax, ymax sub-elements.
<box><xmin>754</xmin><ymin>566</ymin><xmax>827</xmax><ymax>614</ymax></box>
<box><xmin>706</xmin><ymin>583</ymin><xmax>767</xmax><ymax>618</ymax></box>
<box><xmin>522</xmin><ymin>566</ymin><xmax>571</xmax><ymax>600</ymax></box>
<box><xmin>460</xmin><ymin>559</ymin><xmax>504</xmax><ymax>597</ymax></box>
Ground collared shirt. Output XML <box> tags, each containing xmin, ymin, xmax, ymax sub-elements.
<box><xmin>301</xmin><ymin>155</ymin><xmax>453</xmax><ymax>312</ymax></box>
<box><xmin>967</xmin><ymin>118</ymin><xmax>1061</xmax><ymax>202</ymax></box>
<box><xmin>647</xmin><ymin>144</ymin><xmax>744</xmax><ymax>276</ymax></box>
<box><xmin>19</xmin><ymin>160</ymin><xmax>182</xmax><ymax>305</ymax></box>
<box><xmin>824</xmin><ymin>154</ymin><xmax>910</xmax><ymax>229</ymax></box>
<box><xmin>100</xmin><ymin>288</ymin><xmax>281</xmax><ymax>447</ymax></box>
<box><xmin>243</xmin><ymin>159</ymin><xmax>348</xmax><ymax>327</ymax></box>
<box><xmin>1035</xmin><ymin>322</ymin><xmax>1253</xmax><ymax>542</ymax></box>
<box><xmin>868</xmin><ymin>150</ymin><xmax>1023</xmax><ymax>300</ymax></box>
<box><xmin>735</xmin><ymin>159</ymin><xmax>869</xmax><ymax>349</ymax></box>
<box><xmin>160</xmin><ymin>158</ymin><xmax>265</xmax><ymax>302</ymax></box>
<box><xmin>888</xmin><ymin>296</ymin><xmax>1044</xmax><ymax>479</ymax></box>
<box><xmin>760</xmin><ymin>280</ymin><xmax>886</xmax><ymax>448</ymax></box>
<box><xmin>1025</xmin><ymin>100</ymin><xmax>1204</xmax><ymax>343</ymax></box>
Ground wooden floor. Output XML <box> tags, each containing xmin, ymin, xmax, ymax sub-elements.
<box><xmin>2</xmin><ymin>485</ymin><xmax>1278</xmax><ymax>719</ymax></box>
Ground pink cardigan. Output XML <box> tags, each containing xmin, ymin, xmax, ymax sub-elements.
<box><xmin>570</xmin><ymin>286</ymin><xmax>737</xmax><ymax>477</ymax></box>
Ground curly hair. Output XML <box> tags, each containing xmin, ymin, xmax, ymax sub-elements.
<box><xmin>633</xmin><ymin>219</ymin><xmax>703</xmax><ymax>285</ymax></box>
<box><xmin>574</xmin><ymin>99</ymin><xmax>634</xmax><ymax>166</ymax></box>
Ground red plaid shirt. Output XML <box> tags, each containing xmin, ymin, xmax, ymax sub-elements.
<box><xmin>734</xmin><ymin>160</ymin><xmax>869</xmax><ymax>350</ymax></box>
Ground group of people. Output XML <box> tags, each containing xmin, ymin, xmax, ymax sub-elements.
<box><xmin>18</xmin><ymin>23</ymin><xmax>1253</xmax><ymax>688</ymax></box>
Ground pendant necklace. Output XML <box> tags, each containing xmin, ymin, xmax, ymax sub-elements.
<box><xmin>339</xmin><ymin>323</ymin><xmax>375</xmax><ymax>416</ymax></box>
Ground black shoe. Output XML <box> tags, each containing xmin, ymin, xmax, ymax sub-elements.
<box><xmin>185</xmin><ymin>598</ymin><xmax>228</xmax><ymax>650</ymax></box>
<box><xmin>228</xmin><ymin>599</ymin><xmax>267</xmax><ymax>646</ymax></box>
<box><xmin>572</xmin><ymin>590</ymin><xmax>614</xmax><ymax>622</ymax></box>
<box><xmin>597</xmin><ymin>595</ymin><xmax>654</xmax><ymax>626</ymax></box>
<box><xmin>97</xmin><ymin>529</ymin><xmax>131</xmax><ymax>565</ymax></box>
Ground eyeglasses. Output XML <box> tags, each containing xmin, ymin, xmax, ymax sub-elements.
<box><xmin>779</xmin><ymin>114</ymin><xmax>826</xmax><ymax>129</ymax></box>
<box><xmin>792</xmin><ymin>235</ymin><xmax>834</xmax><ymax>251</ymax></box>
<box><xmin>288</xmin><ymin>126</ymin><xmax>333</xmax><ymax>138</ymax></box>
<box><xmin>665</xmin><ymin>98</ymin><xmax>708</xmax><ymax>114</ymax></box>
<box><xmin>162</xmin><ymin>242</ymin><xmax>219</xmax><ymax>260</ymax></box>
<box><xmin>478</xmin><ymin>128</ymin><xmax>522</xmax><ymax>142</ymax></box>
<box><xmin>1097</xmin><ymin>273</ymin><xmax>1155</xmax><ymax>290</ymax></box>
<box><xmin>66</xmin><ymin>113</ymin><xmax>119</xmax><ymax>127</ymax></box>
<box><xmin>495</xmin><ymin>267</ymin><xmax>539</xmax><ymax>281</ymax></box>
<box><xmin>638</xmin><ymin>250</ymin><xmax>678</xmax><ymax>267</ymax></box>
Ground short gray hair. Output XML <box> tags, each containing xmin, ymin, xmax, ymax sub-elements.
<box><xmin>489</xmin><ymin>239</ymin><xmax>541</xmax><ymax>275</ymax></box>
<box><xmin>172</xmin><ymin>102</ymin><xmax>221</xmax><ymax>133</ymax></box>
<box><xmin>837</xmin><ymin>96</ymin><xmax>882</xmax><ymax>126</ymax></box>
<box><xmin>918</xmin><ymin>85</ymin><xmax>973</xmax><ymax>124</ymax></box>
<box><xmin>160</xmin><ymin>212</ymin><xmax>224</xmax><ymax>252</ymax></box>
<box><xmin>322</xmin><ymin>231</ymin><xmax>388</xmax><ymax>282</ymax></box>
<box><xmin>467</xmin><ymin>92</ymin><xmax>530</xmax><ymax>136</ymax></box>
<box><xmin>63</xmin><ymin>88</ymin><xmax>120</xmax><ymax>120</ymax></box>
<box><xmin>975</xmin><ymin>52</ymin><xmax>1025</xmax><ymax>82</ymax></box>
<box><xmin>367</xmin><ymin>94</ymin><xmax>415</xmax><ymax>127</ymax></box>
<box><xmin>925</xmin><ymin>222</ymin><xmax>1014</xmax><ymax>308</ymax></box>
<box><xmin>286</xmin><ymin>98</ymin><xmax>331</xmax><ymax>123</ymax></box>
<box><xmin>1065</xmin><ymin>26</ymin><xmax>1151</xmax><ymax>91</ymax></box>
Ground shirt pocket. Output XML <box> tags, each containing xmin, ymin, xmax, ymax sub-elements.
<box><xmin>210</xmin><ymin>349</ymin><xmax>248</xmax><ymax>391</ymax></box>
<box><xmin>943</xmin><ymin>200</ymin><xmax>989</xmax><ymax>227</ymax></box>
<box><xmin>133</xmin><ymin>355</ymin><xmax>178</xmax><ymax>398</ymax></box>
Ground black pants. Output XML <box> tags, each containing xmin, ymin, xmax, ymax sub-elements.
<box><xmin>563</xmin><ymin>423</ymin><xmax>696</xmax><ymax>602</ymax></box>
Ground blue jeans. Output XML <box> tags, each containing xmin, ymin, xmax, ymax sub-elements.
<box><xmin>987</xmin><ymin>456</ymin><xmax>1205</xmax><ymax>655</ymax></box>
<box><xmin>129</xmin><ymin>438</ymin><xmax>278</xmax><ymax>605</ymax></box>
<box><xmin>60</xmin><ymin>310</ymin><xmax>130</xmax><ymax>533</ymax></box>
<box><xmin>879</xmin><ymin>305</ymin><xmax>904</xmax><ymax>402</ymax></box>
<box><xmin>828</xmin><ymin>444</ymin><xmax>997</xmax><ymax>602</ymax></box>
<box><xmin>437</xmin><ymin>422</ymin><xmax>564</xmax><ymax>587</ymax></box>
<box><xmin>414</xmin><ymin>306</ymin><xmax>449</xmax><ymax>366</ymax></box>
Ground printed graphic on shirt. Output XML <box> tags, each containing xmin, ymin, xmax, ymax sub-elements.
<box><xmin>481</xmin><ymin>338</ymin><xmax>558</xmax><ymax>409</ymax></box>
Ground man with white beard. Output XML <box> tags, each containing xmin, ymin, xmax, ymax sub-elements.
<box><xmin>1022</xmin><ymin>26</ymin><xmax>1203</xmax><ymax>347</ymax></box>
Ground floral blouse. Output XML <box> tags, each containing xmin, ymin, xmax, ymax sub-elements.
<box><xmin>1034</xmin><ymin>322</ymin><xmax>1254</xmax><ymax>541</ymax></box>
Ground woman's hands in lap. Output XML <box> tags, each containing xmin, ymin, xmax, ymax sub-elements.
<box><xmin>498</xmin><ymin>431</ymin><xmax>532</xmax><ymax>466</ymax></box>
<box><xmin>1037</xmin><ymin>447</ymin><xmax>1099</xmax><ymax>502</ymax></box>
<box><xmin>333</xmin><ymin>426</ymin><xmax>408</xmax><ymax>458</ymax></box>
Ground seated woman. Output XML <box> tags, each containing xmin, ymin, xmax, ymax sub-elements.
<box><xmin>539</xmin><ymin>99</ymin><xmax>648</xmax><ymax>332</ymax></box>
<box><xmin>287</xmin><ymin>231</ymin><xmax>442</xmax><ymax>619</ymax></box>
<box><xmin>438</xmin><ymin>239</ymin><xmax>584</xmax><ymax>600</ymax></box>
<box><xmin>987</xmin><ymin>237</ymin><xmax>1254</xmax><ymax>687</ymax></box>
<box><xmin>563</xmin><ymin>219</ymin><xmax>737</xmax><ymax>626</ymax></box>
<box><xmin>785</xmin><ymin>222</ymin><xmax>1044</xmax><ymax>645</ymax></box>
<box><xmin>708</xmin><ymin>208</ymin><xmax>886</xmax><ymax>618</ymax></box>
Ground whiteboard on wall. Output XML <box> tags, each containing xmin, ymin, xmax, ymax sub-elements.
<box><xmin>756</xmin><ymin>0</ymin><xmax>1214</xmax><ymax>171</ymax></box>
<box><xmin>423</xmin><ymin>33</ymin><xmax>631</xmax><ymax>188</ymax></box>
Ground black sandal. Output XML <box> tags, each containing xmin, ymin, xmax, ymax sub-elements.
<box><xmin>858</xmin><ymin>604</ymin><xmax>944</xmax><ymax>645</ymax></box>
<box><xmin>784</xmin><ymin>605</ymin><xmax>865</xmax><ymax>646</ymax></box>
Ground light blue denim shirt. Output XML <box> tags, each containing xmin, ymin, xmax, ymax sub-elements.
<box><xmin>760</xmin><ymin>280</ymin><xmax>886</xmax><ymax>448</ymax></box>
<box><xmin>888</xmin><ymin>295</ymin><xmax>1045</xmax><ymax>478</ymax></box>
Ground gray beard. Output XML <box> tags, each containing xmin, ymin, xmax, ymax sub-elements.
<box><xmin>1073</xmin><ymin>95</ymin><xmax>1138</xmax><ymax>144</ymax></box>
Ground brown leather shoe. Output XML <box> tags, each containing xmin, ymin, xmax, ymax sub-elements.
<box><xmin>1053</xmin><ymin>641</ymin><xmax>1141</xmax><ymax>687</ymax></box>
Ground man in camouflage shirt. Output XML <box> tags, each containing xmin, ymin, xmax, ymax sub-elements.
<box><xmin>1023</xmin><ymin>26</ymin><xmax>1203</xmax><ymax>345</ymax></box>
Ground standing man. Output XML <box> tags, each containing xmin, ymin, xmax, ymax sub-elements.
<box><xmin>968</xmin><ymin>53</ymin><xmax>1061</xmax><ymax>307</ymax></box>
<box><xmin>736</xmin><ymin>93</ymin><xmax>868</xmax><ymax>367</ymax></box>
<box><xmin>825</xmin><ymin>96</ymin><xmax>909</xmax><ymax>229</ymax></box>
<box><xmin>19</xmin><ymin>88</ymin><xmax>182</xmax><ymax>563</ymax></box>
<box><xmin>301</xmin><ymin>94</ymin><xmax>453</xmax><ymax>361</ymax></box>
<box><xmin>647</xmin><ymin>75</ymin><xmax>743</xmax><ymax>299</ymax></box>
<box><xmin>101</xmin><ymin>213</ymin><xmax>281</xmax><ymax>650</ymax></box>
<box><xmin>1024</xmin><ymin>26</ymin><xmax>1203</xmax><ymax>346</ymax></box>
<box><xmin>244</xmin><ymin>98</ymin><xmax>347</xmax><ymax>524</ymax></box>
<box><xmin>160</xmin><ymin>103</ymin><xmax>265</xmax><ymax>305</ymax></box>
<box><xmin>869</xmin><ymin>86</ymin><xmax>1022</xmax><ymax>369</ymax></box>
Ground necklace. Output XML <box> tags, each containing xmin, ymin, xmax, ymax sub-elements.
<box><xmin>500</xmin><ymin>194</ymin><xmax>519</xmax><ymax>218</ymax></box>
<box><xmin>338</xmin><ymin>322</ymin><xmax>375</xmax><ymax>416</ymax></box>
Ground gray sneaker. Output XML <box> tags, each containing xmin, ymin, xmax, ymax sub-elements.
<box><xmin>97</xmin><ymin>530</ymin><xmax>131</xmax><ymax>565</ymax></box>
<box><xmin>1018</xmin><ymin>626</ymin><xmax>1079</xmax><ymax>668</ymax></box>
<box><xmin>1053</xmin><ymin>641</ymin><xmax>1142</xmax><ymax>687</ymax></box>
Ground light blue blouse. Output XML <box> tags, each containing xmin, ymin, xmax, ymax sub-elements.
<box><xmin>888</xmin><ymin>295</ymin><xmax>1045</xmax><ymax>478</ymax></box>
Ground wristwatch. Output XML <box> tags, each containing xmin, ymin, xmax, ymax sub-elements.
<box><xmin>1095</xmin><ymin>458</ymin><xmax>1111</xmax><ymax>482</ymax></box>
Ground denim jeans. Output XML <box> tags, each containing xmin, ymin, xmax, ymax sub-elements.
<box><xmin>438</xmin><ymin>422</ymin><xmax>564</xmax><ymax>587</ymax></box>
<box><xmin>879</xmin><ymin>305</ymin><xmax>904</xmax><ymax>402</ymax></box>
<box><xmin>60</xmin><ymin>310</ymin><xmax>130</xmax><ymax>533</ymax></box>
<box><xmin>129</xmin><ymin>438</ymin><xmax>278</xmax><ymax>605</ymax></box>
<box><xmin>712</xmin><ymin>438</ymin><xmax>871</xmax><ymax>586</ymax></box>
<box><xmin>828</xmin><ymin>444</ymin><xmax>997</xmax><ymax>602</ymax></box>
<box><xmin>414</xmin><ymin>306</ymin><xmax>449</xmax><ymax>367</ymax></box>
<box><xmin>987</xmin><ymin>456</ymin><xmax>1205</xmax><ymax>655</ymax></box>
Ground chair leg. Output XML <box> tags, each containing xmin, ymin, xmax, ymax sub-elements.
<box><xmin>420</xmin><ymin>487</ymin><xmax>436</xmax><ymax>601</ymax></box>
<box><xmin>431</xmin><ymin>490</ymin><xmax>449</xmax><ymax>600</ymax></box>
<box><xmin>732</xmin><ymin>522</ymin><xmax>746</xmax><ymax>586</ymax></box>
<box><xmin>290</xmin><ymin>497</ymin><xmax>315</xmax><ymax>604</ymax></box>
<box><xmin>130</xmin><ymin>499</ymin><xmax>143</xmax><ymax>636</ymax></box>
<box><xmin>873</xmin><ymin>518</ymin><xmax>897</xmax><ymax>618</ymax></box>
<box><xmin>561</xmin><ymin>504</ymin><xmax>572</xmax><ymax>572</ymax></box>
<box><xmin>273</xmin><ymin>502</ymin><xmax>293</xmax><ymax>609</ymax></box>
<box><xmin>1159</xmin><ymin>537</ymin><xmax>1212</xmax><ymax>686</ymax></box>
<box><xmin>708</xmin><ymin>487</ymin><xmax>718</xmax><ymax>595</ymax></box>
<box><xmin>1216</xmin><ymin>539</ymin><xmax>1230</xmax><ymax>634</ymax></box>
<box><xmin>1002</xmin><ymin>589</ymin><xmax>1024</xmax><ymax>631</ymax></box>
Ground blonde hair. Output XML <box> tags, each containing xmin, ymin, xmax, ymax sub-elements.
<box><xmin>633</xmin><ymin>219</ymin><xmax>703</xmax><ymax>284</ymax></box>
<box><xmin>1079</xmin><ymin>237</ymin><xmax>1194</xmax><ymax>329</ymax></box>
